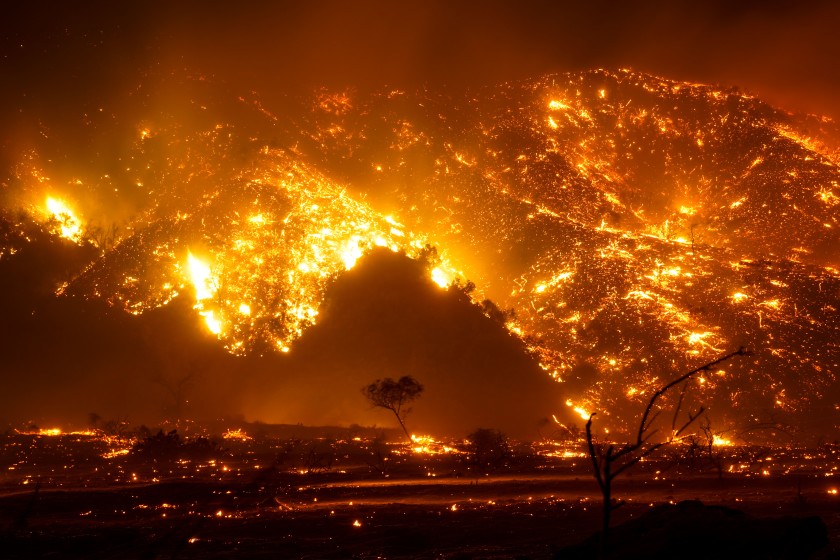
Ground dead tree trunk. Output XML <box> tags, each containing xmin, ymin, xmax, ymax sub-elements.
<box><xmin>585</xmin><ymin>347</ymin><xmax>749</xmax><ymax>558</ymax></box>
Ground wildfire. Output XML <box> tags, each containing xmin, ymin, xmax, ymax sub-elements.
<box><xmin>40</xmin><ymin>68</ymin><xmax>840</xmax><ymax>431</ymax></box>
<box><xmin>712</xmin><ymin>435</ymin><xmax>733</xmax><ymax>447</ymax></box>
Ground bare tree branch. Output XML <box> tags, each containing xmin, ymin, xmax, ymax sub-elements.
<box><xmin>584</xmin><ymin>347</ymin><xmax>750</xmax><ymax>558</ymax></box>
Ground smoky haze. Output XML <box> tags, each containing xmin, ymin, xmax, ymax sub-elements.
<box><xmin>4</xmin><ymin>2</ymin><xmax>840</xmax><ymax>113</ymax></box>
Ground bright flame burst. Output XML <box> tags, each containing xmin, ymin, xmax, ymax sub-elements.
<box><xmin>222</xmin><ymin>428</ymin><xmax>252</xmax><ymax>441</ymax></box>
<box><xmin>38</xmin><ymin>428</ymin><xmax>63</xmax><ymax>436</ymax></box>
<box><xmin>45</xmin><ymin>197</ymin><xmax>83</xmax><ymax>243</ymax></box>
<box><xmin>186</xmin><ymin>252</ymin><xmax>221</xmax><ymax>334</ymax></box>
<box><xmin>410</xmin><ymin>434</ymin><xmax>460</xmax><ymax>454</ymax></box>
<box><xmin>712</xmin><ymin>435</ymin><xmax>733</xmax><ymax>447</ymax></box>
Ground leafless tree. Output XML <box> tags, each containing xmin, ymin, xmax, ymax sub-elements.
<box><xmin>699</xmin><ymin>419</ymin><xmax>728</xmax><ymax>479</ymax></box>
<box><xmin>362</xmin><ymin>376</ymin><xmax>424</xmax><ymax>441</ymax></box>
<box><xmin>155</xmin><ymin>369</ymin><xmax>196</xmax><ymax>425</ymax></box>
<box><xmin>585</xmin><ymin>347</ymin><xmax>749</xmax><ymax>557</ymax></box>
<box><xmin>465</xmin><ymin>428</ymin><xmax>511</xmax><ymax>479</ymax></box>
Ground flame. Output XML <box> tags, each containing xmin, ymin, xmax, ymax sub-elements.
<box><xmin>45</xmin><ymin>197</ymin><xmax>83</xmax><ymax>243</ymax></box>
<box><xmin>430</xmin><ymin>267</ymin><xmax>450</xmax><ymax>288</ymax></box>
<box><xmin>38</xmin><ymin>428</ymin><xmax>62</xmax><ymax>436</ymax></box>
<box><xmin>102</xmin><ymin>448</ymin><xmax>131</xmax><ymax>459</ymax></box>
<box><xmin>565</xmin><ymin>400</ymin><xmax>590</xmax><ymax>421</ymax></box>
<box><xmin>222</xmin><ymin>428</ymin><xmax>252</xmax><ymax>441</ymax></box>
<box><xmin>409</xmin><ymin>434</ymin><xmax>459</xmax><ymax>454</ymax></box>
<box><xmin>712</xmin><ymin>435</ymin><xmax>733</xmax><ymax>447</ymax></box>
<box><xmin>201</xmin><ymin>311</ymin><xmax>222</xmax><ymax>335</ymax></box>
<box><xmin>187</xmin><ymin>252</ymin><xmax>215</xmax><ymax>302</ymax></box>
<box><xmin>186</xmin><ymin>252</ymin><xmax>221</xmax><ymax>334</ymax></box>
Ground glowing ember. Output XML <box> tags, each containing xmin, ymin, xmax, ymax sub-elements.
<box><xmin>38</xmin><ymin>428</ymin><xmax>62</xmax><ymax>436</ymax></box>
<box><xmin>222</xmin><ymin>428</ymin><xmax>252</xmax><ymax>441</ymax></box>
<box><xmin>409</xmin><ymin>434</ymin><xmax>459</xmax><ymax>455</ymax></box>
<box><xmin>102</xmin><ymin>448</ymin><xmax>131</xmax><ymax>459</ymax></box>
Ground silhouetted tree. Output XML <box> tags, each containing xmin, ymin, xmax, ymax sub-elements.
<box><xmin>466</xmin><ymin>428</ymin><xmax>511</xmax><ymax>477</ymax></box>
<box><xmin>101</xmin><ymin>416</ymin><xmax>131</xmax><ymax>440</ymax></box>
<box><xmin>699</xmin><ymin>419</ymin><xmax>728</xmax><ymax>479</ymax></box>
<box><xmin>585</xmin><ymin>347</ymin><xmax>749</xmax><ymax>558</ymax></box>
<box><xmin>480</xmin><ymin>299</ymin><xmax>516</xmax><ymax>325</ymax></box>
<box><xmin>276</xmin><ymin>438</ymin><xmax>336</xmax><ymax>474</ymax></box>
<box><xmin>362</xmin><ymin>376</ymin><xmax>424</xmax><ymax>441</ymax></box>
<box><xmin>365</xmin><ymin>432</ymin><xmax>393</xmax><ymax>476</ymax></box>
<box><xmin>130</xmin><ymin>429</ymin><xmax>222</xmax><ymax>461</ymax></box>
<box><xmin>83</xmin><ymin>221</ymin><xmax>121</xmax><ymax>252</ymax></box>
<box><xmin>155</xmin><ymin>369</ymin><xmax>196</xmax><ymax>424</ymax></box>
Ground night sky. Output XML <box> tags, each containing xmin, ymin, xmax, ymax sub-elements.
<box><xmin>1</xmin><ymin>1</ymin><xmax>839</xmax><ymax>438</ymax></box>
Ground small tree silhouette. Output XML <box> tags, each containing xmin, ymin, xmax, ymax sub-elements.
<box><xmin>585</xmin><ymin>347</ymin><xmax>749</xmax><ymax>558</ymax></box>
<box><xmin>362</xmin><ymin>376</ymin><xmax>424</xmax><ymax>442</ymax></box>
<box><xmin>466</xmin><ymin>428</ymin><xmax>511</xmax><ymax>479</ymax></box>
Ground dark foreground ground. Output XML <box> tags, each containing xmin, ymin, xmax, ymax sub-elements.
<box><xmin>2</xmin><ymin>431</ymin><xmax>840</xmax><ymax>558</ymax></box>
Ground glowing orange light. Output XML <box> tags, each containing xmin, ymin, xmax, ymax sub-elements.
<box><xmin>430</xmin><ymin>267</ymin><xmax>449</xmax><ymax>288</ymax></box>
<box><xmin>187</xmin><ymin>252</ymin><xmax>215</xmax><ymax>302</ymax></box>
<box><xmin>45</xmin><ymin>197</ymin><xmax>83</xmax><ymax>243</ymax></box>
<box><xmin>712</xmin><ymin>435</ymin><xmax>732</xmax><ymax>446</ymax></box>
<box><xmin>222</xmin><ymin>428</ymin><xmax>252</xmax><ymax>441</ymax></box>
<box><xmin>565</xmin><ymin>400</ymin><xmax>590</xmax><ymax>421</ymax></box>
<box><xmin>38</xmin><ymin>428</ymin><xmax>62</xmax><ymax>436</ymax></box>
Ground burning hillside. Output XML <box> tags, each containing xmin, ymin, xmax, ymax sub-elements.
<box><xmin>3</xmin><ymin>69</ymin><xmax>839</xmax><ymax>436</ymax></box>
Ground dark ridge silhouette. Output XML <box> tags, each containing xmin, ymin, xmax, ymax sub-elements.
<box><xmin>0</xmin><ymin>242</ymin><xmax>563</xmax><ymax>438</ymax></box>
<box><xmin>247</xmin><ymin>248</ymin><xmax>563</xmax><ymax>439</ymax></box>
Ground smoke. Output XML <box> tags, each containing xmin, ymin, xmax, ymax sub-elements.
<box><xmin>4</xmin><ymin>2</ymin><xmax>840</xmax><ymax>108</ymax></box>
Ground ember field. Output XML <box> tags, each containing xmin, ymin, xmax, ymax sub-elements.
<box><xmin>2</xmin><ymin>430</ymin><xmax>840</xmax><ymax>559</ymax></box>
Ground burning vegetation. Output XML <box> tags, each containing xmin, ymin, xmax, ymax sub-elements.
<box><xmin>3</xmin><ymin>69</ymin><xmax>837</xmax><ymax>437</ymax></box>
